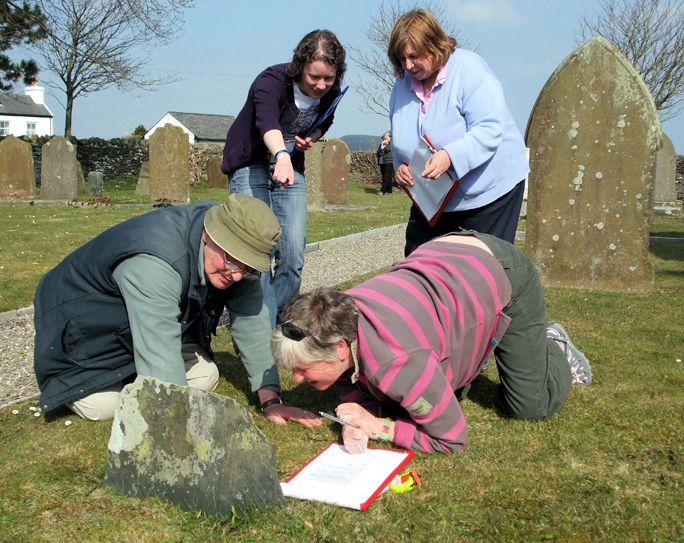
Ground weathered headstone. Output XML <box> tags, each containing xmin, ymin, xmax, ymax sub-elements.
<box><xmin>149</xmin><ymin>124</ymin><xmax>190</xmax><ymax>203</ymax></box>
<box><xmin>653</xmin><ymin>133</ymin><xmax>680</xmax><ymax>216</ymax></box>
<box><xmin>135</xmin><ymin>161</ymin><xmax>150</xmax><ymax>196</ymax></box>
<box><xmin>41</xmin><ymin>136</ymin><xmax>78</xmax><ymax>200</ymax></box>
<box><xmin>525</xmin><ymin>37</ymin><xmax>661</xmax><ymax>292</ymax></box>
<box><xmin>88</xmin><ymin>171</ymin><xmax>104</xmax><ymax>197</ymax></box>
<box><xmin>105</xmin><ymin>376</ymin><xmax>285</xmax><ymax>514</ymax></box>
<box><xmin>321</xmin><ymin>138</ymin><xmax>350</xmax><ymax>205</ymax></box>
<box><xmin>76</xmin><ymin>162</ymin><xmax>90</xmax><ymax>197</ymax></box>
<box><xmin>0</xmin><ymin>135</ymin><xmax>35</xmax><ymax>199</ymax></box>
<box><xmin>206</xmin><ymin>155</ymin><xmax>227</xmax><ymax>189</ymax></box>
<box><xmin>304</xmin><ymin>142</ymin><xmax>326</xmax><ymax>210</ymax></box>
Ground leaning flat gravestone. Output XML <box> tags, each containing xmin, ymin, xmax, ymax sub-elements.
<box><xmin>304</xmin><ymin>142</ymin><xmax>325</xmax><ymax>210</ymax></box>
<box><xmin>149</xmin><ymin>124</ymin><xmax>190</xmax><ymax>203</ymax></box>
<box><xmin>525</xmin><ymin>37</ymin><xmax>661</xmax><ymax>292</ymax></box>
<box><xmin>206</xmin><ymin>155</ymin><xmax>228</xmax><ymax>189</ymax></box>
<box><xmin>653</xmin><ymin>133</ymin><xmax>680</xmax><ymax>215</ymax></box>
<box><xmin>0</xmin><ymin>135</ymin><xmax>35</xmax><ymax>199</ymax></box>
<box><xmin>321</xmin><ymin>139</ymin><xmax>350</xmax><ymax>205</ymax></box>
<box><xmin>105</xmin><ymin>376</ymin><xmax>284</xmax><ymax>514</ymax></box>
<box><xmin>135</xmin><ymin>160</ymin><xmax>150</xmax><ymax>196</ymax></box>
<box><xmin>41</xmin><ymin>136</ymin><xmax>78</xmax><ymax>200</ymax></box>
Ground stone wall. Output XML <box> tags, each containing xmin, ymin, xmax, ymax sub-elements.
<box><xmin>76</xmin><ymin>137</ymin><xmax>149</xmax><ymax>180</ymax></box>
<box><xmin>350</xmin><ymin>150</ymin><xmax>379</xmax><ymax>186</ymax></box>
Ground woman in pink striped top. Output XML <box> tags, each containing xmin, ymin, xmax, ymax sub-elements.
<box><xmin>271</xmin><ymin>232</ymin><xmax>592</xmax><ymax>454</ymax></box>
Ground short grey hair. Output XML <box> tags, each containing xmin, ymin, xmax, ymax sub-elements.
<box><xmin>271</xmin><ymin>287</ymin><xmax>359</xmax><ymax>370</ymax></box>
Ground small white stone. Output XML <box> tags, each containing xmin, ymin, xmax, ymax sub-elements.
<box><xmin>64</xmin><ymin>420</ymin><xmax>73</xmax><ymax>427</ymax></box>
<box><xmin>595</xmin><ymin>172</ymin><xmax>603</xmax><ymax>179</ymax></box>
<box><xmin>677</xmin><ymin>358</ymin><xmax>682</xmax><ymax>363</ymax></box>
<box><xmin>11</xmin><ymin>409</ymin><xmax>19</xmax><ymax>415</ymax></box>
<box><xmin>34</xmin><ymin>412</ymin><xmax>40</xmax><ymax>417</ymax></box>
<box><xmin>608</xmin><ymin>243</ymin><xmax>617</xmax><ymax>251</ymax></box>
<box><xmin>29</xmin><ymin>406</ymin><xmax>37</xmax><ymax>411</ymax></box>
<box><xmin>552</xmin><ymin>234</ymin><xmax>560</xmax><ymax>242</ymax></box>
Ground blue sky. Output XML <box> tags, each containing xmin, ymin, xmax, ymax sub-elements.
<box><xmin>30</xmin><ymin>0</ymin><xmax>684</xmax><ymax>153</ymax></box>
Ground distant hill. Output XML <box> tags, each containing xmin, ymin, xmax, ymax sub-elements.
<box><xmin>340</xmin><ymin>134</ymin><xmax>379</xmax><ymax>152</ymax></box>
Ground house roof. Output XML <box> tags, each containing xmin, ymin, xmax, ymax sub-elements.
<box><xmin>0</xmin><ymin>92</ymin><xmax>52</xmax><ymax>118</ymax></box>
<box><xmin>168</xmin><ymin>111</ymin><xmax>234</xmax><ymax>142</ymax></box>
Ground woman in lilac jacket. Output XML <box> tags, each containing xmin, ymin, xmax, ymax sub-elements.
<box><xmin>222</xmin><ymin>30</ymin><xmax>346</xmax><ymax>326</ymax></box>
<box><xmin>388</xmin><ymin>10</ymin><xmax>529</xmax><ymax>255</ymax></box>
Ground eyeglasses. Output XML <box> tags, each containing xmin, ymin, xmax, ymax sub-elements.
<box><xmin>211</xmin><ymin>238</ymin><xmax>255</xmax><ymax>275</ymax></box>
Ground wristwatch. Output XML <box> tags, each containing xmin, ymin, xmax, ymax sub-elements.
<box><xmin>260</xmin><ymin>397</ymin><xmax>283</xmax><ymax>412</ymax></box>
<box><xmin>273</xmin><ymin>149</ymin><xmax>289</xmax><ymax>161</ymax></box>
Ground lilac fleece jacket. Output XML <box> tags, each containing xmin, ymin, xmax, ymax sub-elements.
<box><xmin>389</xmin><ymin>49</ymin><xmax>529</xmax><ymax>211</ymax></box>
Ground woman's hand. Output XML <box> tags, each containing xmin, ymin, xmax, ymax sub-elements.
<box><xmin>294</xmin><ymin>135</ymin><xmax>315</xmax><ymax>152</ymax></box>
<box><xmin>394</xmin><ymin>163</ymin><xmax>414</xmax><ymax>187</ymax></box>
<box><xmin>336</xmin><ymin>403</ymin><xmax>387</xmax><ymax>454</ymax></box>
<box><xmin>263</xmin><ymin>403</ymin><xmax>323</xmax><ymax>428</ymax></box>
<box><xmin>422</xmin><ymin>149</ymin><xmax>452</xmax><ymax>179</ymax></box>
<box><xmin>272</xmin><ymin>152</ymin><xmax>295</xmax><ymax>188</ymax></box>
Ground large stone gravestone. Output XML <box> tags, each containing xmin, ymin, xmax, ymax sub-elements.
<box><xmin>0</xmin><ymin>136</ymin><xmax>35</xmax><ymax>199</ymax></box>
<box><xmin>41</xmin><ymin>136</ymin><xmax>78</xmax><ymax>200</ymax></box>
<box><xmin>653</xmin><ymin>133</ymin><xmax>680</xmax><ymax>215</ymax></box>
<box><xmin>135</xmin><ymin>160</ymin><xmax>150</xmax><ymax>196</ymax></box>
<box><xmin>87</xmin><ymin>171</ymin><xmax>104</xmax><ymax>197</ymax></box>
<box><xmin>206</xmin><ymin>155</ymin><xmax>227</xmax><ymax>189</ymax></box>
<box><xmin>105</xmin><ymin>376</ymin><xmax>285</xmax><ymax>514</ymax></box>
<box><xmin>321</xmin><ymin>138</ymin><xmax>350</xmax><ymax>205</ymax></box>
<box><xmin>149</xmin><ymin>124</ymin><xmax>190</xmax><ymax>203</ymax></box>
<box><xmin>525</xmin><ymin>37</ymin><xmax>661</xmax><ymax>292</ymax></box>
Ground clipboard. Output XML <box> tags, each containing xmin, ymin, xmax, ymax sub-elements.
<box><xmin>303</xmin><ymin>85</ymin><xmax>349</xmax><ymax>138</ymax></box>
<box><xmin>404</xmin><ymin>135</ymin><xmax>460</xmax><ymax>227</ymax></box>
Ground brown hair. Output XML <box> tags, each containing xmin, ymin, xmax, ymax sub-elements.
<box><xmin>287</xmin><ymin>29</ymin><xmax>347</xmax><ymax>87</ymax></box>
<box><xmin>387</xmin><ymin>9</ymin><xmax>457</xmax><ymax>78</ymax></box>
<box><xmin>271</xmin><ymin>287</ymin><xmax>359</xmax><ymax>369</ymax></box>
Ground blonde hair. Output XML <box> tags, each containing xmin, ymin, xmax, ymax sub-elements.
<box><xmin>387</xmin><ymin>9</ymin><xmax>457</xmax><ymax>78</ymax></box>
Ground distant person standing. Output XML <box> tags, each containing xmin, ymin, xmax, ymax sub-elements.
<box><xmin>388</xmin><ymin>9</ymin><xmax>529</xmax><ymax>256</ymax></box>
<box><xmin>222</xmin><ymin>30</ymin><xmax>347</xmax><ymax>327</ymax></box>
<box><xmin>376</xmin><ymin>131</ymin><xmax>394</xmax><ymax>195</ymax></box>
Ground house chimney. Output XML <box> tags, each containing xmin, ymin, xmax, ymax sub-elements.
<box><xmin>25</xmin><ymin>82</ymin><xmax>45</xmax><ymax>105</ymax></box>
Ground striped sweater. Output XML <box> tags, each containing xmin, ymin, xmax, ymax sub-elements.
<box><xmin>339</xmin><ymin>239</ymin><xmax>512</xmax><ymax>453</ymax></box>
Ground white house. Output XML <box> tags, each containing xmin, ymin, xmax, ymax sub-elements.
<box><xmin>0</xmin><ymin>83</ymin><xmax>53</xmax><ymax>137</ymax></box>
<box><xmin>145</xmin><ymin>111</ymin><xmax>235</xmax><ymax>144</ymax></box>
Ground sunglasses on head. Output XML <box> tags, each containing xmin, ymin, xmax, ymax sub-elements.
<box><xmin>280</xmin><ymin>321</ymin><xmax>312</xmax><ymax>342</ymax></box>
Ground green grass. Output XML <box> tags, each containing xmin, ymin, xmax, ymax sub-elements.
<box><xmin>0</xmin><ymin>186</ymin><xmax>682</xmax><ymax>542</ymax></box>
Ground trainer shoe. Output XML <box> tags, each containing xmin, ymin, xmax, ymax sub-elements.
<box><xmin>546</xmin><ymin>322</ymin><xmax>592</xmax><ymax>386</ymax></box>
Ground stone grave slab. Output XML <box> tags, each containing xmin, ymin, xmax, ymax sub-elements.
<box><xmin>206</xmin><ymin>155</ymin><xmax>227</xmax><ymax>189</ymax></box>
<box><xmin>41</xmin><ymin>137</ymin><xmax>79</xmax><ymax>200</ymax></box>
<box><xmin>0</xmin><ymin>135</ymin><xmax>35</xmax><ymax>199</ymax></box>
<box><xmin>149</xmin><ymin>124</ymin><xmax>190</xmax><ymax>203</ymax></box>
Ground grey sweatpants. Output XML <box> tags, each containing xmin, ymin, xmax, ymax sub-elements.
<box><xmin>475</xmin><ymin>232</ymin><xmax>573</xmax><ymax>420</ymax></box>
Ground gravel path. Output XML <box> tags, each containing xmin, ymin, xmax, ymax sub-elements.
<box><xmin>0</xmin><ymin>224</ymin><xmax>406</xmax><ymax>410</ymax></box>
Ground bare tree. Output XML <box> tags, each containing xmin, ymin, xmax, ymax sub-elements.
<box><xmin>31</xmin><ymin>0</ymin><xmax>195</xmax><ymax>137</ymax></box>
<box><xmin>577</xmin><ymin>0</ymin><xmax>684</xmax><ymax>121</ymax></box>
<box><xmin>351</xmin><ymin>0</ymin><xmax>462</xmax><ymax>119</ymax></box>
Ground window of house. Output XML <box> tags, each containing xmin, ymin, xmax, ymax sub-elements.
<box><xmin>26</xmin><ymin>122</ymin><xmax>36</xmax><ymax>136</ymax></box>
<box><xmin>0</xmin><ymin>121</ymin><xmax>9</xmax><ymax>136</ymax></box>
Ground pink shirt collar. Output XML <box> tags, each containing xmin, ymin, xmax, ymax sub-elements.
<box><xmin>410</xmin><ymin>62</ymin><xmax>448</xmax><ymax>117</ymax></box>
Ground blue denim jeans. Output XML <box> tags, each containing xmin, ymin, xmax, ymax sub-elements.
<box><xmin>229</xmin><ymin>164</ymin><xmax>307</xmax><ymax>327</ymax></box>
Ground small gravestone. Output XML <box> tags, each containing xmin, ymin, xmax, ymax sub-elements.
<box><xmin>0</xmin><ymin>135</ymin><xmax>35</xmax><ymax>199</ymax></box>
<box><xmin>525</xmin><ymin>37</ymin><xmax>660</xmax><ymax>292</ymax></box>
<box><xmin>149</xmin><ymin>124</ymin><xmax>190</xmax><ymax>203</ymax></box>
<box><xmin>206</xmin><ymin>155</ymin><xmax>227</xmax><ymax>189</ymax></box>
<box><xmin>653</xmin><ymin>133</ymin><xmax>680</xmax><ymax>215</ymax></box>
<box><xmin>321</xmin><ymin>139</ymin><xmax>350</xmax><ymax>205</ymax></box>
<box><xmin>41</xmin><ymin>136</ymin><xmax>78</xmax><ymax>200</ymax></box>
<box><xmin>88</xmin><ymin>171</ymin><xmax>104</xmax><ymax>197</ymax></box>
<box><xmin>135</xmin><ymin>161</ymin><xmax>150</xmax><ymax>196</ymax></box>
<box><xmin>304</xmin><ymin>142</ymin><xmax>326</xmax><ymax>210</ymax></box>
<box><xmin>76</xmin><ymin>162</ymin><xmax>90</xmax><ymax>197</ymax></box>
<box><xmin>105</xmin><ymin>376</ymin><xmax>284</xmax><ymax>514</ymax></box>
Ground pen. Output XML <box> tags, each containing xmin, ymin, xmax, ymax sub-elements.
<box><xmin>319</xmin><ymin>411</ymin><xmax>360</xmax><ymax>429</ymax></box>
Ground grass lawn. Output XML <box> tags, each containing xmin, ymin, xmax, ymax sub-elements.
<box><xmin>0</xmin><ymin>182</ymin><xmax>682</xmax><ymax>542</ymax></box>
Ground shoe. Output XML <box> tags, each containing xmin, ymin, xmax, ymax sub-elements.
<box><xmin>546</xmin><ymin>322</ymin><xmax>592</xmax><ymax>386</ymax></box>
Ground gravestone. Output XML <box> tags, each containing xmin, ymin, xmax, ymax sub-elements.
<box><xmin>88</xmin><ymin>171</ymin><xmax>104</xmax><ymax>197</ymax></box>
<box><xmin>304</xmin><ymin>142</ymin><xmax>326</xmax><ymax>210</ymax></box>
<box><xmin>105</xmin><ymin>376</ymin><xmax>285</xmax><ymax>515</ymax></box>
<box><xmin>0</xmin><ymin>136</ymin><xmax>35</xmax><ymax>199</ymax></box>
<box><xmin>135</xmin><ymin>161</ymin><xmax>150</xmax><ymax>196</ymax></box>
<box><xmin>321</xmin><ymin>138</ymin><xmax>350</xmax><ymax>205</ymax></box>
<box><xmin>149</xmin><ymin>124</ymin><xmax>190</xmax><ymax>203</ymax></box>
<box><xmin>653</xmin><ymin>133</ymin><xmax>680</xmax><ymax>215</ymax></box>
<box><xmin>525</xmin><ymin>37</ymin><xmax>660</xmax><ymax>292</ymax></box>
<box><xmin>41</xmin><ymin>136</ymin><xmax>78</xmax><ymax>200</ymax></box>
<box><xmin>206</xmin><ymin>155</ymin><xmax>227</xmax><ymax>189</ymax></box>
